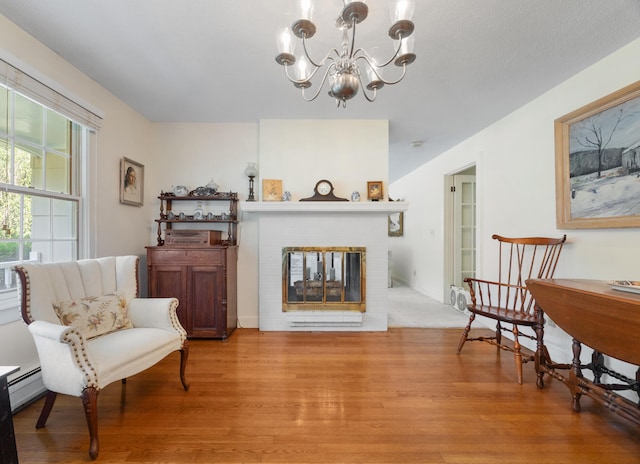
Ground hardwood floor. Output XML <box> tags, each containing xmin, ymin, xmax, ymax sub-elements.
<box><xmin>13</xmin><ymin>328</ymin><xmax>640</xmax><ymax>463</ymax></box>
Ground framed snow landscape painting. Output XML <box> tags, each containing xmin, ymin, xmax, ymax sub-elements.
<box><xmin>555</xmin><ymin>80</ymin><xmax>640</xmax><ymax>229</ymax></box>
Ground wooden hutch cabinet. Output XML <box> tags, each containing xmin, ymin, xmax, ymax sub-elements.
<box><xmin>146</xmin><ymin>192</ymin><xmax>238</xmax><ymax>339</ymax></box>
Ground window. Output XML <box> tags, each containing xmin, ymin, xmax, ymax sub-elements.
<box><xmin>0</xmin><ymin>58</ymin><xmax>101</xmax><ymax>324</ymax></box>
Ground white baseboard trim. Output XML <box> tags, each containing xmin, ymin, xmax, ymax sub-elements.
<box><xmin>238</xmin><ymin>316</ymin><xmax>259</xmax><ymax>329</ymax></box>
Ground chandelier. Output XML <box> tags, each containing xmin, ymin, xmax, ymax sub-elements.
<box><xmin>275</xmin><ymin>0</ymin><xmax>416</xmax><ymax>107</ymax></box>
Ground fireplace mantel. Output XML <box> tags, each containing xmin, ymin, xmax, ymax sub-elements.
<box><xmin>241</xmin><ymin>201</ymin><xmax>408</xmax><ymax>214</ymax></box>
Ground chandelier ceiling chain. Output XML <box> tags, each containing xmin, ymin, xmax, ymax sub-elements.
<box><xmin>275</xmin><ymin>0</ymin><xmax>416</xmax><ymax>107</ymax></box>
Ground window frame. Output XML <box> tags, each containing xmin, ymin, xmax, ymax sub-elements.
<box><xmin>0</xmin><ymin>57</ymin><xmax>100</xmax><ymax>325</ymax></box>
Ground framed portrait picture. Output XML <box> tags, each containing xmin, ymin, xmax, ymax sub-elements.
<box><xmin>388</xmin><ymin>212</ymin><xmax>403</xmax><ymax>237</ymax></box>
<box><xmin>367</xmin><ymin>181</ymin><xmax>383</xmax><ymax>201</ymax></box>
<box><xmin>262</xmin><ymin>179</ymin><xmax>283</xmax><ymax>201</ymax></box>
<box><xmin>555</xmin><ymin>80</ymin><xmax>640</xmax><ymax>228</ymax></box>
<box><xmin>120</xmin><ymin>157</ymin><xmax>144</xmax><ymax>206</ymax></box>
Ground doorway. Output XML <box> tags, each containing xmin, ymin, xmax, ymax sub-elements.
<box><xmin>444</xmin><ymin>166</ymin><xmax>476</xmax><ymax>310</ymax></box>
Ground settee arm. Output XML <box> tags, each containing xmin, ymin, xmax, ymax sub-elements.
<box><xmin>29</xmin><ymin>319</ymin><xmax>74</xmax><ymax>341</ymax></box>
<box><xmin>127</xmin><ymin>298</ymin><xmax>186</xmax><ymax>341</ymax></box>
<box><xmin>28</xmin><ymin>320</ymin><xmax>98</xmax><ymax>396</ymax></box>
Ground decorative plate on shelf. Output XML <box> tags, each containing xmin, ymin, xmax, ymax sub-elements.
<box><xmin>608</xmin><ymin>280</ymin><xmax>640</xmax><ymax>294</ymax></box>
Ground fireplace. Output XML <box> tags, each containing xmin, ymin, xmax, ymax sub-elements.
<box><xmin>283</xmin><ymin>247</ymin><xmax>366</xmax><ymax>312</ymax></box>
<box><xmin>242</xmin><ymin>201</ymin><xmax>408</xmax><ymax>331</ymax></box>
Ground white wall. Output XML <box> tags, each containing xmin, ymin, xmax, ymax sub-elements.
<box><xmin>258</xmin><ymin>119</ymin><xmax>389</xmax><ymax>201</ymax></box>
<box><xmin>0</xmin><ymin>13</ymin><xmax>154</xmax><ymax>402</ymax></box>
<box><xmin>390</xmin><ymin>38</ymin><xmax>640</xmax><ymax>370</ymax></box>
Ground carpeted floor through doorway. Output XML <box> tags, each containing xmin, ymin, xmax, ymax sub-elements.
<box><xmin>387</xmin><ymin>284</ymin><xmax>469</xmax><ymax>328</ymax></box>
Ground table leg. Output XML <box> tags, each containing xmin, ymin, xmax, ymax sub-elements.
<box><xmin>591</xmin><ymin>351</ymin><xmax>605</xmax><ymax>384</ymax></box>
<box><xmin>570</xmin><ymin>338</ymin><xmax>583</xmax><ymax>413</ymax></box>
<box><xmin>534</xmin><ymin>305</ymin><xmax>547</xmax><ymax>389</ymax></box>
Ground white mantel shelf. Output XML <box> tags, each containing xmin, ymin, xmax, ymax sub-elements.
<box><xmin>241</xmin><ymin>201</ymin><xmax>408</xmax><ymax>214</ymax></box>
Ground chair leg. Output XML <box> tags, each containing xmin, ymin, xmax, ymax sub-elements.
<box><xmin>534</xmin><ymin>319</ymin><xmax>546</xmax><ymax>388</ymax></box>
<box><xmin>81</xmin><ymin>387</ymin><xmax>100</xmax><ymax>460</ymax></box>
<box><xmin>35</xmin><ymin>390</ymin><xmax>57</xmax><ymax>429</ymax></box>
<box><xmin>512</xmin><ymin>326</ymin><xmax>523</xmax><ymax>384</ymax></box>
<box><xmin>180</xmin><ymin>341</ymin><xmax>190</xmax><ymax>391</ymax></box>
<box><xmin>495</xmin><ymin>321</ymin><xmax>502</xmax><ymax>348</ymax></box>
<box><xmin>457</xmin><ymin>313</ymin><xmax>475</xmax><ymax>353</ymax></box>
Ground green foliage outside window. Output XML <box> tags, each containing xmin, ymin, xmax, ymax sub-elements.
<box><xmin>0</xmin><ymin>143</ymin><xmax>33</xmax><ymax>243</ymax></box>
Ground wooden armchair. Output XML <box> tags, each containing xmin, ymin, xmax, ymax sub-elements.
<box><xmin>456</xmin><ymin>234</ymin><xmax>566</xmax><ymax>384</ymax></box>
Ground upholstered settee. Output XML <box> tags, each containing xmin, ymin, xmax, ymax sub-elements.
<box><xmin>14</xmin><ymin>255</ymin><xmax>189</xmax><ymax>460</ymax></box>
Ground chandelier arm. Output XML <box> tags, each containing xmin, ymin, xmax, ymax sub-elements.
<box><xmin>301</xmin><ymin>36</ymin><xmax>341</xmax><ymax>69</ymax></box>
<box><xmin>282</xmin><ymin>56</ymin><xmax>336</xmax><ymax>86</ymax></box>
<box><xmin>354</xmin><ymin>36</ymin><xmax>403</xmax><ymax>69</ymax></box>
<box><xmin>356</xmin><ymin>56</ymin><xmax>408</xmax><ymax>86</ymax></box>
<box><xmin>300</xmin><ymin>66</ymin><xmax>335</xmax><ymax>102</ymax></box>
<box><xmin>357</xmin><ymin>72</ymin><xmax>378</xmax><ymax>102</ymax></box>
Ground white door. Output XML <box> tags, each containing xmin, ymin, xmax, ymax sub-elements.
<box><xmin>453</xmin><ymin>174</ymin><xmax>476</xmax><ymax>288</ymax></box>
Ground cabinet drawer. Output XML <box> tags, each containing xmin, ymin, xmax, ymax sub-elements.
<box><xmin>165</xmin><ymin>230</ymin><xmax>222</xmax><ymax>246</ymax></box>
<box><xmin>147</xmin><ymin>247</ymin><xmax>225</xmax><ymax>265</ymax></box>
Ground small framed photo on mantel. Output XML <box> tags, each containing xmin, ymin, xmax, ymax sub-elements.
<box><xmin>120</xmin><ymin>157</ymin><xmax>144</xmax><ymax>206</ymax></box>
<box><xmin>367</xmin><ymin>181</ymin><xmax>383</xmax><ymax>201</ymax></box>
<box><xmin>262</xmin><ymin>179</ymin><xmax>283</xmax><ymax>201</ymax></box>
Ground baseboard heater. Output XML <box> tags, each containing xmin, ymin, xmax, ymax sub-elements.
<box><xmin>8</xmin><ymin>367</ymin><xmax>46</xmax><ymax>413</ymax></box>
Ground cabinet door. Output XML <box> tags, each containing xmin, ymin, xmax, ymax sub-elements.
<box><xmin>189</xmin><ymin>265</ymin><xmax>225</xmax><ymax>338</ymax></box>
<box><xmin>149</xmin><ymin>265</ymin><xmax>189</xmax><ymax>333</ymax></box>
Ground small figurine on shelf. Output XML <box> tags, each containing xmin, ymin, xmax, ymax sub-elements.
<box><xmin>173</xmin><ymin>185</ymin><xmax>189</xmax><ymax>197</ymax></box>
<box><xmin>193</xmin><ymin>202</ymin><xmax>204</xmax><ymax>220</ymax></box>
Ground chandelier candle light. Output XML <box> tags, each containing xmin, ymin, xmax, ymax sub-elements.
<box><xmin>275</xmin><ymin>0</ymin><xmax>416</xmax><ymax>107</ymax></box>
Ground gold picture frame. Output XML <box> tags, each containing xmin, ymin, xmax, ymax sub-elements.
<box><xmin>262</xmin><ymin>179</ymin><xmax>283</xmax><ymax>201</ymax></box>
<box><xmin>367</xmin><ymin>181</ymin><xmax>383</xmax><ymax>201</ymax></box>
<box><xmin>555</xmin><ymin>80</ymin><xmax>640</xmax><ymax>228</ymax></box>
<box><xmin>120</xmin><ymin>157</ymin><xmax>144</xmax><ymax>206</ymax></box>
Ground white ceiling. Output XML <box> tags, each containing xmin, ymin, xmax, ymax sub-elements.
<box><xmin>1</xmin><ymin>0</ymin><xmax>640</xmax><ymax>181</ymax></box>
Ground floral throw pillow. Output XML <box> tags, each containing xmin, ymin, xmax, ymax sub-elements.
<box><xmin>53</xmin><ymin>293</ymin><xmax>133</xmax><ymax>339</ymax></box>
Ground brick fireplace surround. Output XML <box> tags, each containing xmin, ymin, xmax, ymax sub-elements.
<box><xmin>241</xmin><ymin>201</ymin><xmax>408</xmax><ymax>331</ymax></box>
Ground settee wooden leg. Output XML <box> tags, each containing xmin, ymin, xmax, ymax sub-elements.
<box><xmin>81</xmin><ymin>387</ymin><xmax>100</xmax><ymax>460</ymax></box>
<box><xmin>35</xmin><ymin>390</ymin><xmax>57</xmax><ymax>429</ymax></box>
<box><xmin>180</xmin><ymin>341</ymin><xmax>190</xmax><ymax>391</ymax></box>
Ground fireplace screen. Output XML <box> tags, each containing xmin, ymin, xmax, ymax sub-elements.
<box><xmin>282</xmin><ymin>247</ymin><xmax>366</xmax><ymax>311</ymax></box>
